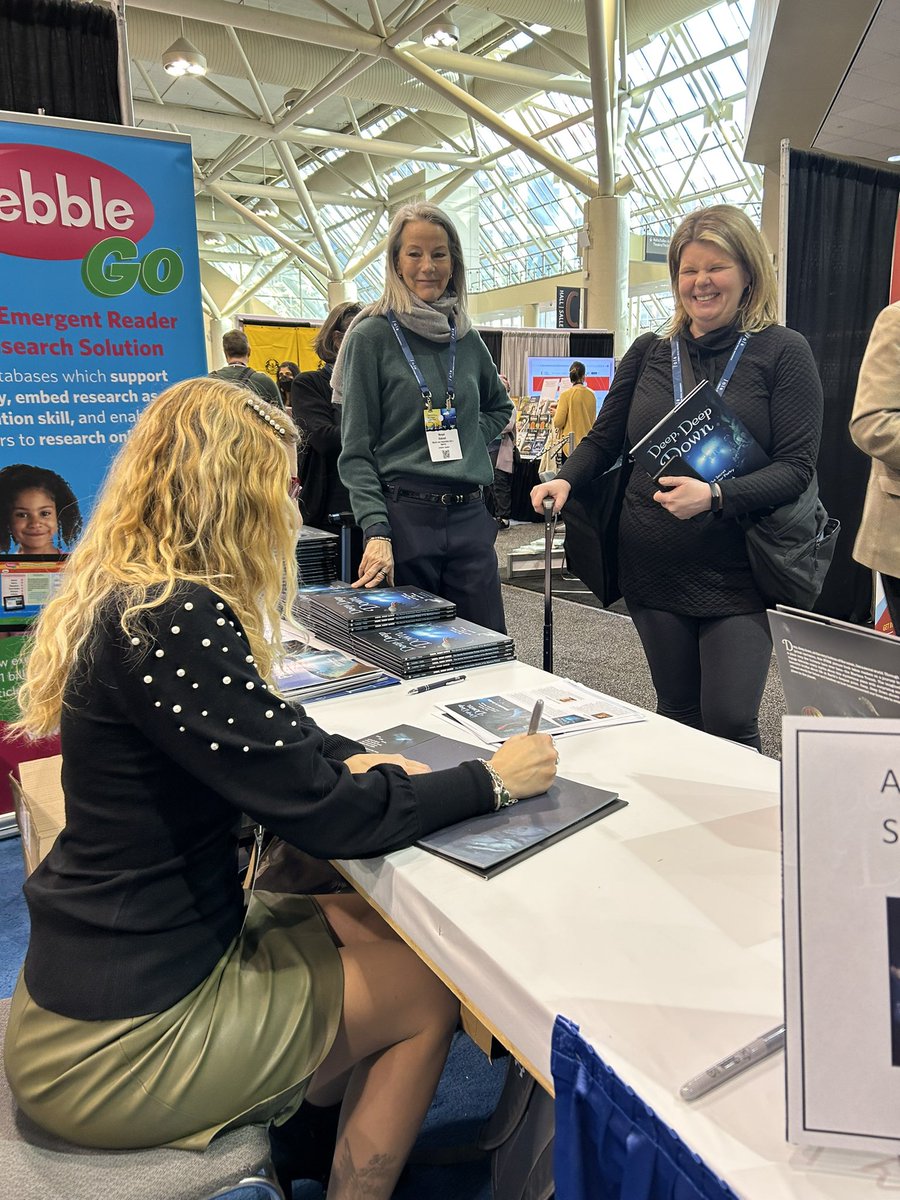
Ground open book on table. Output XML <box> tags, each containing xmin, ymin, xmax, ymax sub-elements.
<box><xmin>358</xmin><ymin>724</ymin><xmax>625</xmax><ymax>878</ymax></box>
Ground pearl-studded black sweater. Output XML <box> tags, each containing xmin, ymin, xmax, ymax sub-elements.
<box><xmin>22</xmin><ymin>584</ymin><xmax>493</xmax><ymax>1020</ymax></box>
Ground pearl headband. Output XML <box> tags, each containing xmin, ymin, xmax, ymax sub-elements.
<box><xmin>244</xmin><ymin>396</ymin><xmax>287</xmax><ymax>437</ymax></box>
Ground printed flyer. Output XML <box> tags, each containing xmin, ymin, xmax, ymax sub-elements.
<box><xmin>0</xmin><ymin>111</ymin><xmax>206</xmax><ymax>551</ymax></box>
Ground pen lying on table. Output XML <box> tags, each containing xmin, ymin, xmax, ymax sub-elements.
<box><xmin>407</xmin><ymin>674</ymin><xmax>467</xmax><ymax>695</ymax></box>
<box><xmin>679</xmin><ymin>1023</ymin><xmax>786</xmax><ymax>1101</ymax></box>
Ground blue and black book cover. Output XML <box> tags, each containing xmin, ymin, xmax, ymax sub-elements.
<box><xmin>631</xmin><ymin>379</ymin><xmax>770</xmax><ymax>483</ymax></box>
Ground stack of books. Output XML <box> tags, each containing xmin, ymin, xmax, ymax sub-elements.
<box><xmin>343</xmin><ymin>617</ymin><xmax>515</xmax><ymax>679</ymax></box>
<box><xmin>297</xmin><ymin>585</ymin><xmax>456</xmax><ymax>638</ymax></box>
<box><xmin>272</xmin><ymin>634</ymin><xmax>398</xmax><ymax>703</ymax></box>
<box><xmin>295</xmin><ymin>527</ymin><xmax>339</xmax><ymax>586</ymax></box>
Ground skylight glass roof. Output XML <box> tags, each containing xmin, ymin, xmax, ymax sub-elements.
<box><xmin>252</xmin><ymin>0</ymin><xmax>761</xmax><ymax>319</ymax></box>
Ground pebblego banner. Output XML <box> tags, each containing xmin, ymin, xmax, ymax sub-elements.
<box><xmin>0</xmin><ymin>111</ymin><xmax>205</xmax><ymax>554</ymax></box>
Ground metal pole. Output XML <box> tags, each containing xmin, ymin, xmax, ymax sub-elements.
<box><xmin>778</xmin><ymin>138</ymin><xmax>790</xmax><ymax>326</ymax></box>
<box><xmin>110</xmin><ymin>0</ymin><xmax>135</xmax><ymax>126</ymax></box>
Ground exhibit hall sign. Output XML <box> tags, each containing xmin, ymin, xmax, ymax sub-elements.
<box><xmin>0</xmin><ymin>111</ymin><xmax>205</xmax><ymax>551</ymax></box>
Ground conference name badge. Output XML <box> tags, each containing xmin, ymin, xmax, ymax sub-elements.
<box><xmin>424</xmin><ymin>406</ymin><xmax>462</xmax><ymax>461</ymax></box>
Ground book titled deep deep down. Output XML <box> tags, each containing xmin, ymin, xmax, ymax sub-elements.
<box><xmin>631</xmin><ymin>379</ymin><xmax>770</xmax><ymax>483</ymax></box>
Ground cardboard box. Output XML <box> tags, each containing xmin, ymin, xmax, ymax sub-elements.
<box><xmin>10</xmin><ymin>754</ymin><xmax>64</xmax><ymax>875</ymax></box>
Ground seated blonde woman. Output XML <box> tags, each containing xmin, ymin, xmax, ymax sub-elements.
<box><xmin>3</xmin><ymin>377</ymin><xmax>556</xmax><ymax>1199</ymax></box>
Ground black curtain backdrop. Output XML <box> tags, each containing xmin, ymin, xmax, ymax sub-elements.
<box><xmin>570</xmin><ymin>332</ymin><xmax>615</xmax><ymax>358</ymax></box>
<box><xmin>0</xmin><ymin>0</ymin><xmax>120</xmax><ymax>124</ymax></box>
<box><xmin>787</xmin><ymin>149</ymin><xmax>900</xmax><ymax>621</ymax></box>
<box><xmin>479</xmin><ymin>329</ymin><xmax>503</xmax><ymax>373</ymax></box>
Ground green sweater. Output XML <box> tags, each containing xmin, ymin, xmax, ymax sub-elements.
<box><xmin>338</xmin><ymin>315</ymin><xmax>513</xmax><ymax>533</ymax></box>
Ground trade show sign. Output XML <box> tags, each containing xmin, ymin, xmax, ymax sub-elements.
<box><xmin>783</xmin><ymin>716</ymin><xmax>900</xmax><ymax>1152</ymax></box>
<box><xmin>0</xmin><ymin>112</ymin><xmax>205</xmax><ymax>549</ymax></box>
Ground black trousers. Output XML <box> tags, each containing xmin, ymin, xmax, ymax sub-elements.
<box><xmin>627</xmin><ymin>603</ymin><xmax>772</xmax><ymax>751</ymax></box>
<box><xmin>385</xmin><ymin>481</ymin><xmax>507</xmax><ymax>633</ymax></box>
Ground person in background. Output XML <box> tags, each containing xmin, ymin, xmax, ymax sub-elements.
<box><xmin>211</xmin><ymin>329</ymin><xmax>283</xmax><ymax>408</ymax></box>
<box><xmin>487</xmin><ymin>372</ymin><xmax>517</xmax><ymax>530</ymax></box>
<box><xmin>291</xmin><ymin>302</ymin><xmax>362</xmax><ymax>530</ymax></box>
<box><xmin>850</xmin><ymin>300</ymin><xmax>900</xmax><ymax>628</ymax></box>
<box><xmin>336</xmin><ymin>202</ymin><xmax>513</xmax><ymax>632</ymax></box>
<box><xmin>3</xmin><ymin>376</ymin><xmax>556</xmax><ymax>1200</ymax></box>
<box><xmin>553</xmin><ymin>361</ymin><xmax>596</xmax><ymax>460</ymax></box>
<box><xmin>532</xmin><ymin>204</ymin><xmax>823</xmax><ymax>751</ymax></box>
<box><xmin>0</xmin><ymin>464</ymin><xmax>82</xmax><ymax>555</ymax></box>
<box><xmin>277</xmin><ymin>360</ymin><xmax>300</xmax><ymax>409</ymax></box>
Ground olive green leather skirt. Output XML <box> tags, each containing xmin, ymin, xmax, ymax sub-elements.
<box><xmin>3</xmin><ymin>890</ymin><xmax>344</xmax><ymax>1150</ymax></box>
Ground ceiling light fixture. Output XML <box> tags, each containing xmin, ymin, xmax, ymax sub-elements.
<box><xmin>203</xmin><ymin>230</ymin><xmax>226</xmax><ymax>246</ymax></box>
<box><xmin>162</xmin><ymin>36</ymin><xmax>207</xmax><ymax>77</ymax></box>
<box><xmin>422</xmin><ymin>18</ymin><xmax>459</xmax><ymax>48</ymax></box>
<box><xmin>888</xmin><ymin>153</ymin><xmax>900</xmax><ymax>163</ymax></box>
<box><xmin>251</xmin><ymin>195</ymin><xmax>279</xmax><ymax>219</ymax></box>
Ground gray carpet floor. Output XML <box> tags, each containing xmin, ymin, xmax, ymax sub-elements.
<box><xmin>496</xmin><ymin>520</ymin><xmax>787</xmax><ymax>760</ymax></box>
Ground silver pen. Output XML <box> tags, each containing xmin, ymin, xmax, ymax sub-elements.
<box><xmin>679</xmin><ymin>1023</ymin><xmax>785</xmax><ymax>1101</ymax></box>
<box><xmin>527</xmin><ymin>698</ymin><xmax>544</xmax><ymax>735</ymax></box>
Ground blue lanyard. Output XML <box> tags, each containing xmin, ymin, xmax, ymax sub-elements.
<box><xmin>671</xmin><ymin>332</ymin><xmax>750</xmax><ymax>406</ymax></box>
<box><xmin>387</xmin><ymin>309</ymin><xmax>456</xmax><ymax>409</ymax></box>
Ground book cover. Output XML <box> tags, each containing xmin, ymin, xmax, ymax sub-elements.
<box><xmin>768</xmin><ymin>606</ymin><xmax>900</xmax><ymax>719</ymax></box>
<box><xmin>630</xmin><ymin>379</ymin><xmax>770</xmax><ymax>483</ymax></box>
<box><xmin>310</xmin><ymin>587</ymin><xmax>456</xmax><ymax>630</ymax></box>
<box><xmin>351</xmin><ymin>619</ymin><xmax>514</xmax><ymax>666</ymax></box>
<box><xmin>358</xmin><ymin>725</ymin><xmax>625</xmax><ymax>878</ymax></box>
<box><xmin>273</xmin><ymin>640</ymin><xmax>380</xmax><ymax>695</ymax></box>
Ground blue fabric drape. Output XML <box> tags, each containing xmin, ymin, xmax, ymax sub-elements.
<box><xmin>551</xmin><ymin>1016</ymin><xmax>739</xmax><ymax>1200</ymax></box>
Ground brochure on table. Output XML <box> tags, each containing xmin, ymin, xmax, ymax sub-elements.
<box><xmin>782</xmin><ymin>716</ymin><xmax>900</xmax><ymax>1152</ymax></box>
<box><xmin>434</xmin><ymin>682</ymin><xmax>645</xmax><ymax>746</ymax></box>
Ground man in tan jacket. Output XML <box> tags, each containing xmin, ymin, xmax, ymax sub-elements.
<box><xmin>850</xmin><ymin>301</ymin><xmax>900</xmax><ymax>627</ymax></box>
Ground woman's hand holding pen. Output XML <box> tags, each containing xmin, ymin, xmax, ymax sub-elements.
<box><xmin>488</xmin><ymin>733</ymin><xmax>557</xmax><ymax>800</ymax></box>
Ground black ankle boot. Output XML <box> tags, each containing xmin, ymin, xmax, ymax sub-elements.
<box><xmin>270</xmin><ymin>1099</ymin><xmax>342</xmax><ymax>1193</ymax></box>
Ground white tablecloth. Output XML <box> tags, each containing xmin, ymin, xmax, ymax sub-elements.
<box><xmin>313</xmin><ymin>659</ymin><xmax>900</xmax><ymax>1199</ymax></box>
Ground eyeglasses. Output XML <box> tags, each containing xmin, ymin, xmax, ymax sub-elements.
<box><xmin>289</xmin><ymin>477</ymin><xmax>302</xmax><ymax>501</ymax></box>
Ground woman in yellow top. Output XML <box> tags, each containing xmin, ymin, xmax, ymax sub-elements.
<box><xmin>553</xmin><ymin>362</ymin><xmax>596</xmax><ymax>457</ymax></box>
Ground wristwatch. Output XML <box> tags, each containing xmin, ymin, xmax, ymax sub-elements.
<box><xmin>481</xmin><ymin>760</ymin><xmax>517</xmax><ymax>810</ymax></box>
<box><xmin>709</xmin><ymin>481</ymin><xmax>723</xmax><ymax>513</ymax></box>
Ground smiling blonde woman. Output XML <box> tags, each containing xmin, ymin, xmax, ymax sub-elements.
<box><xmin>532</xmin><ymin>204</ymin><xmax>824</xmax><ymax>751</ymax></box>
<box><xmin>333</xmin><ymin>202</ymin><xmax>513</xmax><ymax>632</ymax></box>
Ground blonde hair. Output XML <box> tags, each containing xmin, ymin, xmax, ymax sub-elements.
<box><xmin>14</xmin><ymin>377</ymin><xmax>299</xmax><ymax>738</ymax></box>
<box><xmin>370</xmin><ymin>202</ymin><xmax>469</xmax><ymax>318</ymax></box>
<box><xmin>663</xmin><ymin>204</ymin><xmax>778</xmax><ymax>337</ymax></box>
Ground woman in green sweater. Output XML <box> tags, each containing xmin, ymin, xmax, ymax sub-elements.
<box><xmin>334</xmin><ymin>203</ymin><xmax>513</xmax><ymax>632</ymax></box>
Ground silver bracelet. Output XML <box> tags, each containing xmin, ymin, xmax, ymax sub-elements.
<box><xmin>480</xmin><ymin>760</ymin><xmax>516</xmax><ymax>810</ymax></box>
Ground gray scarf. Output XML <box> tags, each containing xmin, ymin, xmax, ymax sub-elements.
<box><xmin>331</xmin><ymin>291</ymin><xmax>472</xmax><ymax>406</ymax></box>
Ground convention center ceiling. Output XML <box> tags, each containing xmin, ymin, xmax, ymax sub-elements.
<box><xmin>114</xmin><ymin>0</ymin><xmax>763</xmax><ymax>318</ymax></box>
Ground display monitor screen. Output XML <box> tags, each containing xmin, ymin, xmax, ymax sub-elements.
<box><xmin>525</xmin><ymin>356</ymin><xmax>615</xmax><ymax>414</ymax></box>
<box><xmin>0</xmin><ymin>556</ymin><xmax>67</xmax><ymax>628</ymax></box>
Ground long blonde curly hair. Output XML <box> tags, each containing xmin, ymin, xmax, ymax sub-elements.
<box><xmin>14</xmin><ymin>377</ymin><xmax>300</xmax><ymax>738</ymax></box>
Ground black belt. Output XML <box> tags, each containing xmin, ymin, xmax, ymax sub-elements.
<box><xmin>387</xmin><ymin>486</ymin><xmax>482</xmax><ymax>506</ymax></box>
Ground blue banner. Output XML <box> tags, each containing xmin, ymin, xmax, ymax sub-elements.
<box><xmin>0</xmin><ymin>112</ymin><xmax>206</xmax><ymax>554</ymax></box>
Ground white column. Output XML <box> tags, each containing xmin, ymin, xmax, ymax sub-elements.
<box><xmin>582</xmin><ymin>194</ymin><xmax>630</xmax><ymax>353</ymax></box>
<box><xmin>327</xmin><ymin>280</ymin><xmax>358</xmax><ymax>308</ymax></box>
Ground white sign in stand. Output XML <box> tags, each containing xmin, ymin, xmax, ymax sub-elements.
<box><xmin>783</xmin><ymin>716</ymin><xmax>900</xmax><ymax>1152</ymax></box>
